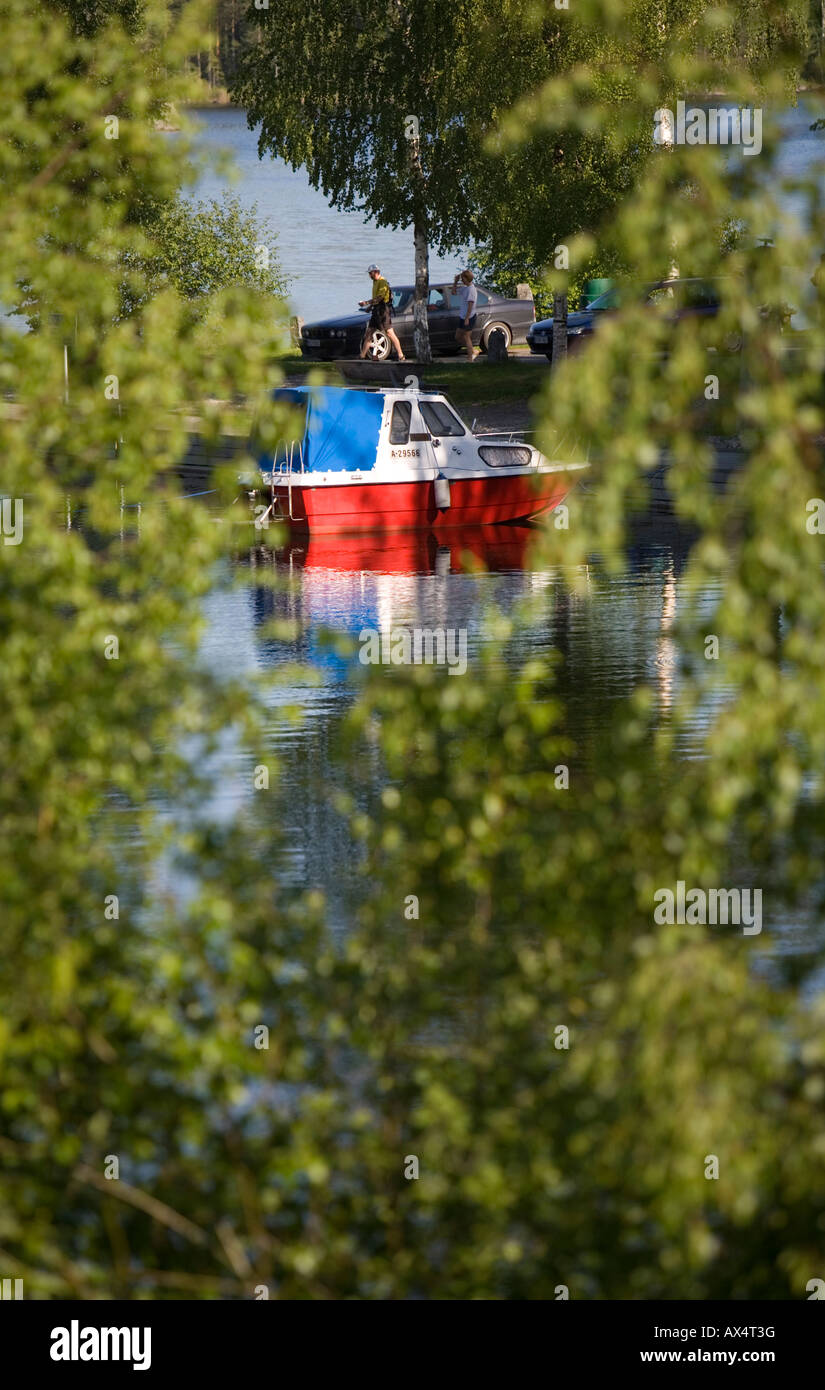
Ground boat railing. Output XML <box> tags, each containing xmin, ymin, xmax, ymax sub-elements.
<box><xmin>264</xmin><ymin>438</ymin><xmax>305</xmax><ymax>522</ymax></box>
<box><xmin>270</xmin><ymin>438</ymin><xmax>305</xmax><ymax>476</ymax></box>
<box><xmin>471</xmin><ymin>423</ymin><xmax>538</xmax><ymax>443</ymax></box>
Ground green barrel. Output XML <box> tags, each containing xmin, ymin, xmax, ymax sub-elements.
<box><xmin>582</xmin><ymin>277</ymin><xmax>613</xmax><ymax>306</ymax></box>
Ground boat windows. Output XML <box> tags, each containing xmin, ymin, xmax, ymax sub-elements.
<box><xmin>389</xmin><ymin>400</ymin><xmax>412</xmax><ymax>444</ymax></box>
<box><xmin>478</xmin><ymin>445</ymin><xmax>532</xmax><ymax>468</ymax></box>
<box><xmin>420</xmin><ymin>401</ymin><xmax>465</xmax><ymax>437</ymax></box>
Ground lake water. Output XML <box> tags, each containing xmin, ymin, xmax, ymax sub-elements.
<box><xmin>183</xmin><ymin>106</ymin><xmax>464</xmax><ymax>325</ymax></box>
<box><xmin>186</xmin><ymin>505</ymin><xmax>822</xmax><ymax>982</ymax></box>
<box><xmin>180</xmin><ymin>99</ymin><xmax>825</xmax><ymax>323</ymax></box>
<box><xmin>170</xmin><ymin>104</ymin><xmax>825</xmax><ymax>969</ymax></box>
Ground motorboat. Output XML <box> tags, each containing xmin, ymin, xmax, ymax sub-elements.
<box><xmin>252</xmin><ymin>385</ymin><xmax>585</xmax><ymax>534</ymax></box>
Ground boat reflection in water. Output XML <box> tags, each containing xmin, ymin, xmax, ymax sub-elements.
<box><xmin>279</xmin><ymin>523</ymin><xmax>537</xmax><ymax>576</ymax></box>
<box><xmin>248</xmin><ymin>523</ymin><xmax>545</xmax><ymax>680</ymax></box>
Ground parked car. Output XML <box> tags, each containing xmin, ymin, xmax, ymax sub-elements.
<box><xmin>299</xmin><ymin>283</ymin><xmax>535</xmax><ymax>361</ymax></box>
<box><xmin>527</xmin><ymin>278</ymin><xmax>731</xmax><ymax>361</ymax></box>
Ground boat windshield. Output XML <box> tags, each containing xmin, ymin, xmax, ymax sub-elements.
<box><xmin>420</xmin><ymin>400</ymin><xmax>465</xmax><ymax>436</ymax></box>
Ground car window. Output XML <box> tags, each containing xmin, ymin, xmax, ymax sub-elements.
<box><xmin>681</xmin><ymin>280</ymin><xmax>721</xmax><ymax>309</ymax></box>
<box><xmin>447</xmin><ymin>287</ymin><xmax>486</xmax><ymax>309</ymax></box>
<box><xmin>647</xmin><ymin>282</ymin><xmax>680</xmax><ymax>306</ymax></box>
<box><xmin>587</xmin><ymin>287</ymin><xmax>622</xmax><ymax>310</ymax></box>
<box><xmin>428</xmin><ymin>288</ymin><xmax>447</xmax><ymax>308</ymax></box>
<box><xmin>389</xmin><ymin>401</ymin><xmax>412</xmax><ymax>444</ymax></box>
<box><xmin>420</xmin><ymin>401</ymin><xmax>465</xmax><ymax>436</ymax></box>
<box><xmin>392</xmin><ymin>290</ymin><xmax>413</xmax><ymax>313</ymax></box>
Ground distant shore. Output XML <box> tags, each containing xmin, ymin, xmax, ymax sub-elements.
<box><xmin>157</xmin><ymin>87</ymin><xmax>825</xmax><ymax>134</ymax></box>
<box><xmin>181</xmin><ymin>84</ymin><xmax>825</xmax><ymax>113</ymax></box>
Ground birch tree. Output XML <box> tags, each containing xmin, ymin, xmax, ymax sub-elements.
<box><xmin>232</xmin><ymin>0</ymin><xmax>546</xmax><ymax>363</ymax></box>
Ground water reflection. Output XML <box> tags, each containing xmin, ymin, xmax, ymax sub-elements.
<box><xmin>236</xmin><ymin>519</ymin><xmax>702</xmax><ymax>745</ymax></box>
<box><xmin>281</xmin><ymin>524</ymin><xmax>536</xmax><ymax>576</ymax></box>
<box><xmin>199</xmin><ymin>514</ymin><xmax>821</xmax><ymax>963</ymax></box>
<box><xmin>246</xmin><ymin>525</ymin><xmax>542</xmax><ymax>682</ymax></box>
<box><xmin>226</xmin><ymin>520</ymin><xmax>698</xmax><ymax>929</ymax></box>
<box><xmin>655</xmin><ymin>561</ymin><xmax>678</xmax><ymax>715</ymax></box>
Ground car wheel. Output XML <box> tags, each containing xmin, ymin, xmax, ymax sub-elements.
<box><xmin>367</xmin><ymin>331</ymin><xmax>391</xmax><ymax>361</ymax></box>
<box><xmin>480</xmin><ymin>321</ymin><xmax>513</xmax><ymax>353</ymax></box>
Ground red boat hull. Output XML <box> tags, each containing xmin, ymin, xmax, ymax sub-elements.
<box><xmin>273</xmin><ymin>473</ymin><xmax>569</xmax><ymax>534</ymax></box>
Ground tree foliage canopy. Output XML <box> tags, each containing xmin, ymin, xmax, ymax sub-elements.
<box><xmin>3</xmin><ymin>0</ymin><xmax>825</xmax><ymax>1302</ymax></box>
<box><xmin>133</xmin><ymin>192</ymin><xmax>289</xmax><ymax>306</ymax></box>
<box><xmin>233</xmin><ymin>0</ymin><xmax>808</xmax><ymax>289</ymax></box>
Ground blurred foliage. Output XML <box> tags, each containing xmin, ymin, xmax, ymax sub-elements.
<box><xmin>0</xmin><ymin>0</ymin><xmax>304</xmax><ymax>1298</ymax></box>
<box><xmin>53</xmin><ymin>0</ymin><xmax>145</xmax><ymax>36</ymax></box>
<box><xmin>319</xmin><ymin>0</ymin><xmax>825</xmax><ymax>1299</ymax></box>
<box><xmin>2</xmin><ymin>0</ymin><xmax>825</xmax><ymax>1304</ymax></box>
<box><xmin>329</xmin><ymin>0</ymin><xmax>825</xmax><ymax>1297</ymax></box>
<box><xmin>10</xmin><ymin>4</ymin><xmax>287</xmax><ymax>328</ymax></box>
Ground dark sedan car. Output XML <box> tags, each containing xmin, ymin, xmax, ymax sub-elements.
<box><xmin>527</xmin><ymin>279</ymin><xmax>730</xmax><ymax>361</ymax></box>
<box><xmin>300</xmin><ymin>283</ymin><xmax>535</xmax><ymax>361</ymax></box>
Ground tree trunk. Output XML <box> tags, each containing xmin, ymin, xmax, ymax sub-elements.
<box><xmin>413</xmin><ymin>217</ymin><xmax>431</xmax><ymax>363</ymax></box>
<box><xmin>406</xmin><ymin>119</ymin><xmax>431</xmax><ymax>364</ymax></box>
<box><xmin>552</xmin><ymin>292</ymin><xmax>568</xmax><ymax>366</ymax></box>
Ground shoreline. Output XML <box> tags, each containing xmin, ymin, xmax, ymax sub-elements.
<box><xmin>180</xmin><ymin>84</ymin><xmax>825</xmax><ymax>113</ymax></box>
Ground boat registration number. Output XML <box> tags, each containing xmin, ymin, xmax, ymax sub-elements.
<box><xmin>390</xmin><ymin>447</ymin><xmax>420</xmax><ymax>458</ymax></box>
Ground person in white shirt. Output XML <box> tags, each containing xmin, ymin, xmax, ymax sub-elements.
<box><xmin>451</xmin><ymin>269</ymin><xmax>478</xmax><ymax>362</ymax></box>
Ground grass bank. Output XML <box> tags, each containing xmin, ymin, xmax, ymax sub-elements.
<box><xmin>277</xmin><ymin>353</ymin><xmax>548</xmax><ymax>408</ymax></box>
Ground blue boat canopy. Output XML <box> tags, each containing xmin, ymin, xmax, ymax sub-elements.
<box><xmin>262</xmin><ymin>385</ymin><xmax>385</xmax><ymax>474</ymax></box>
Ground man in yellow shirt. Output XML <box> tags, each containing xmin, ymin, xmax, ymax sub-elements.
<box><xmin>359</xmin><ymin>264</ymin><xmax>406</xmax><ymax>361</ymax></box>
